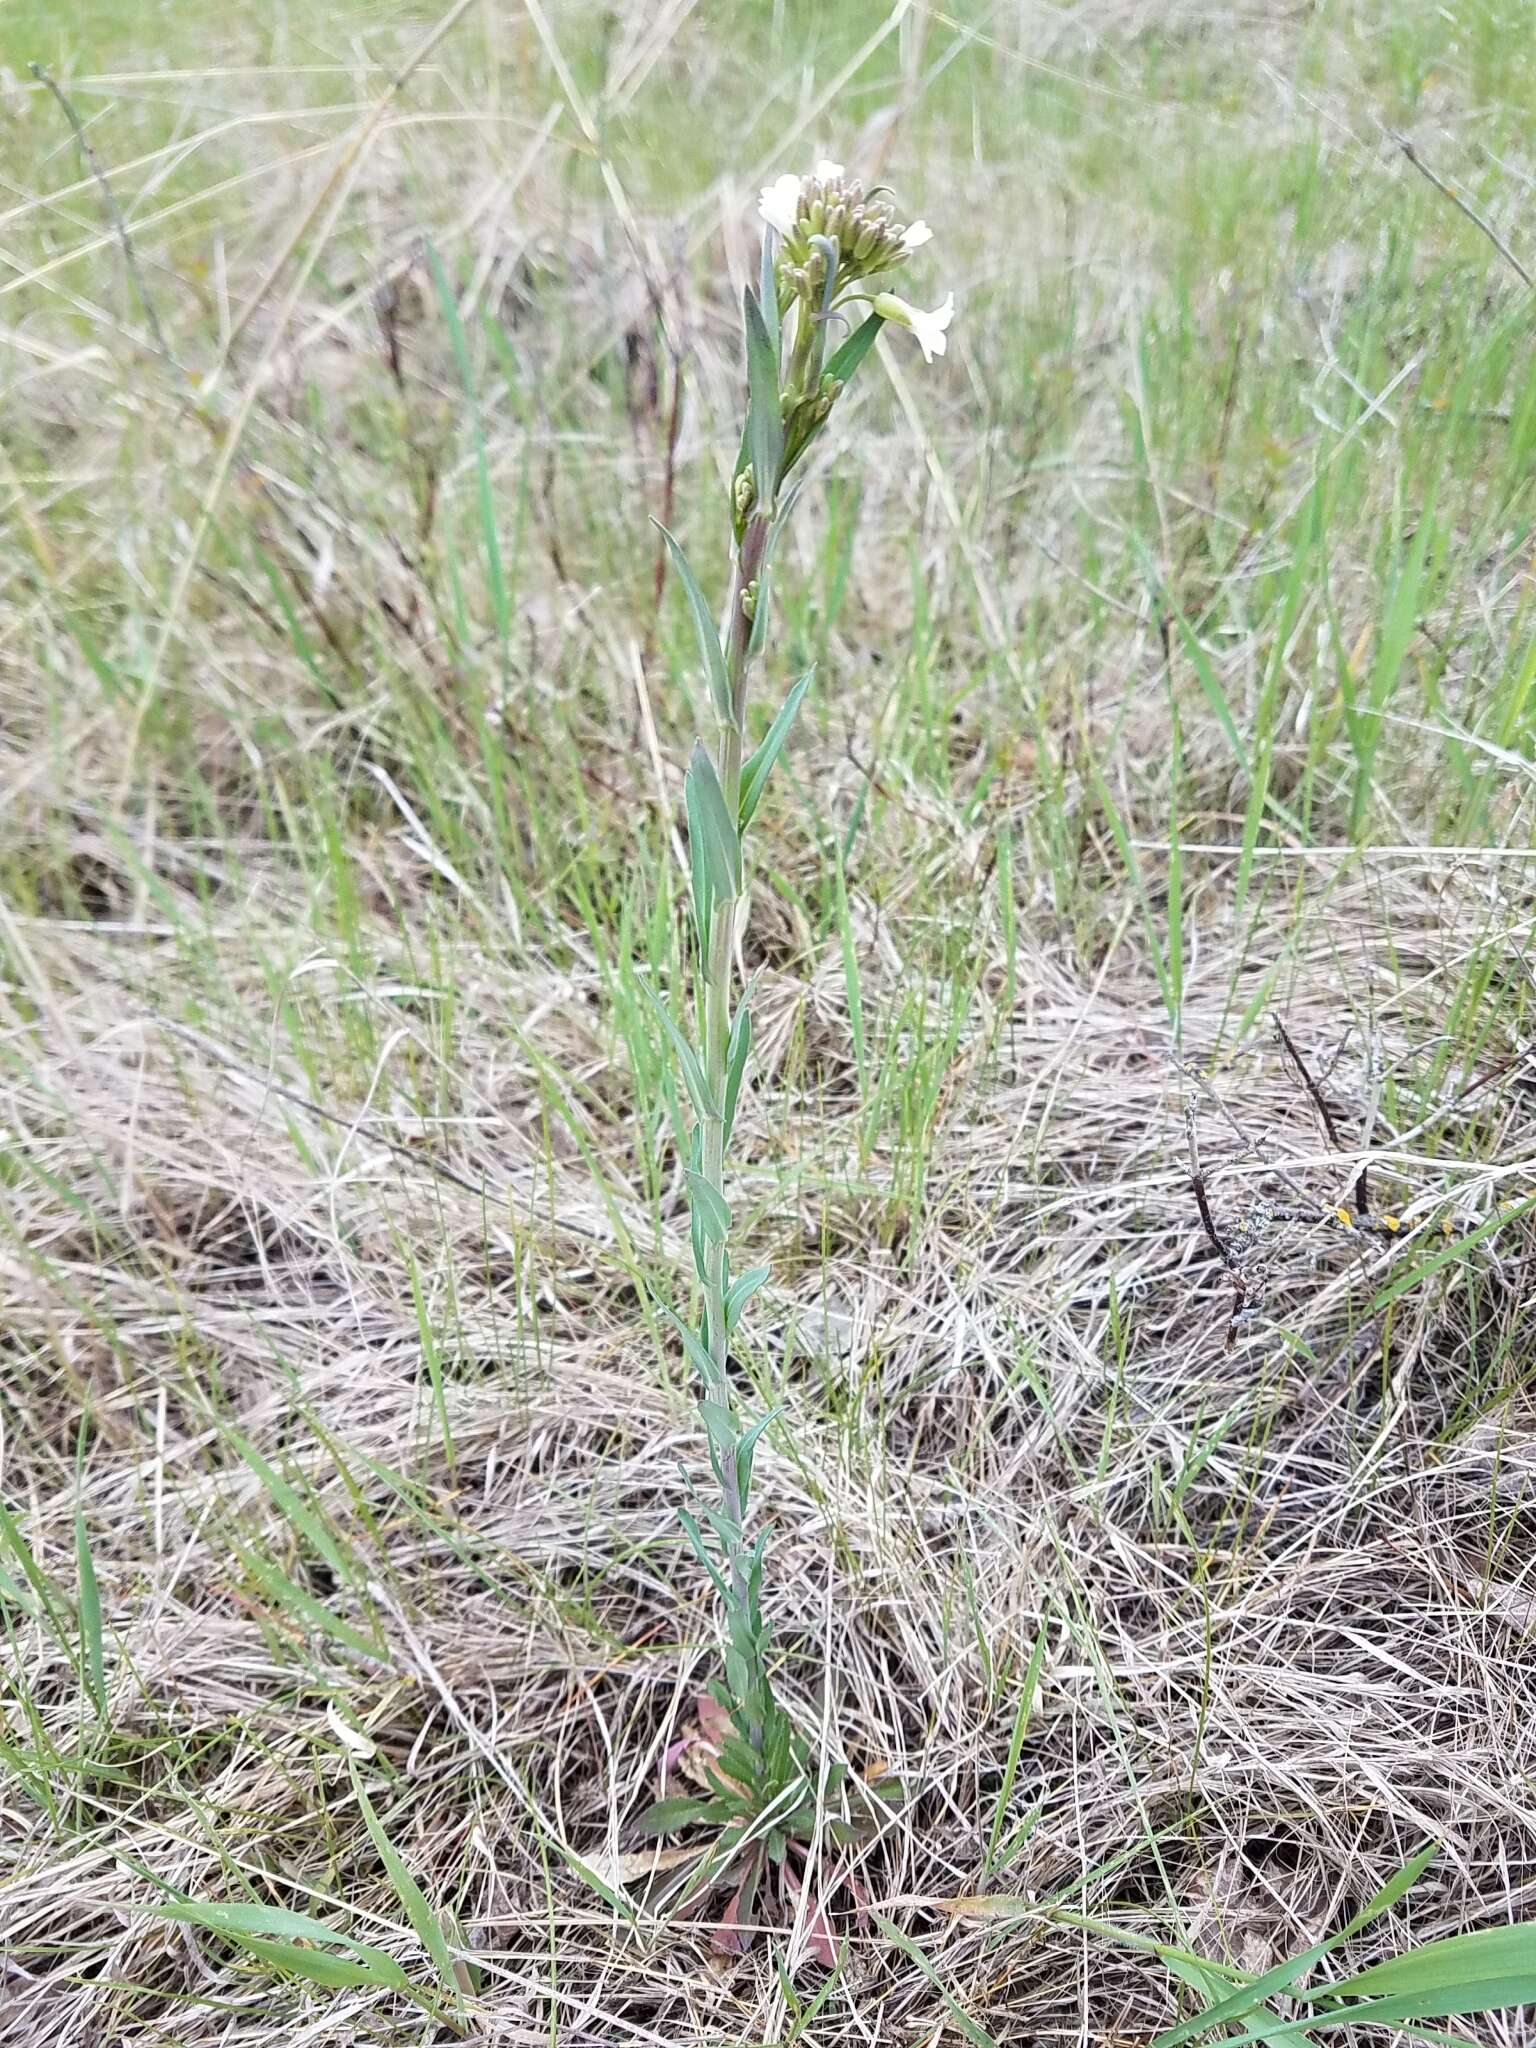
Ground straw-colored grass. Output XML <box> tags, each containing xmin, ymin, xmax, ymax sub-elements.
<box><xmin>4</xmin><ymin>2</ymin><xmax>1536</xmax><ymax>2042</ymax></box>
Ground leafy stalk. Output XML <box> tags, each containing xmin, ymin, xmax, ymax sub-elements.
<box><xmin>656</xmin><ymin>371</ymin><xmax>809</xmax><ymax>1782</ymax></box>
<box><xmin>645</xmin><ymin>169</ymin><xmax>945</xmax><ymax>1874</ymax></box>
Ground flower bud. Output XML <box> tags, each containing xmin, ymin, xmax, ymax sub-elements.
<box><xmin>757</xmin><ymin>161</ymin><xmax>939</xmax><ymax>303</ymax></box>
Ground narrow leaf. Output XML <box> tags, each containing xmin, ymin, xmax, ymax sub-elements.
<box><xmin>236</xmin><ymin>1545</ymin><xmax>385</xmax><ymax>1663</ymax></box>
<box><xmin>1155</xmin><ymin>1843</ymin><xmax>1438</xmax><ymax>2048</ymax></box>
<box><xmin>872</xmin><ymin>1915</ymin><xmax>1001</xmax><ymax>2048</ymax></box>
<box><xmin>686</xmin><ymin>742</ymin><xmax>740</xmax><ymax>900</ymax></box>
<box><xmin>75</xmin><ymin>1508</ymin><xmax>105</xmax><ymax>1719</ymax></box>
<box><xmin>824</xmin><ymin>312</ymin><xmax>885</xmax><ymax>389</ymax></box>
<box><xmin>144</xmin><ymin>1898</ymin><xmax>406</xmax><ymax>1986</ymax></box>
<box><xmin>685</xmin><ymin>1170</ymin><xmax>732</xmax><ymax>1244</ymax></box>
<box><xmin>1330</xmin><ymin>1924</ymin><xmax>1536</xmax><ymax>2003</ymax></box>
<box><xmin>984</xmin><ymin>1621</ymin><xmax>1047</xmax><ymax>1874</ymax></box>
<box><xmin>639</xmin><ymin>981</ymin><xmax>718</xmax><ymax>1120</ymax></box>
<box><xmin>725</xmin><ymin>1265</ymin><xmax>770</xmax><ymax>1331</ymax></box>
<box><xmin>245</xmin><ymin>1937</ymin><xmax>408</xmax><ymax>1990</ymax></box>
<box><xmin>759</xmin><ymin>227</ymin><xmax>780</xmax><ymax>364</ymax></box>
<box><xmin>661</xmin><ymin>1304</ymin><xmax>716</xmax><ymax>1384</ymax></box>
<box><xmin>654</xmin><ymin>521</ymin><xmax>733</xmax><ymax>727</ymax></box>
<box><xmin>226</xmin><ymin>1427</ymin><xmax>352</xmax><ymax>1588</ymax></box>
<box><xmin>743</xmin><ymin>288</ymin><xmax>784</xmax><ymax>510</ymax></box>
<box><xmin>740</xmin><ymin>667</ymin><xmax>815</xmax><ymax>830</ymax></box>
<box><xmin>426</xmin><ymin>242</ymin><xmax>510</xmax><ymax>660</ymax></box>
<box><xmin>677</xmin><ymin>1508</ymin><xmax>732</xmax><ymax>1603</ymax></box>
<box><xmin>1370</xmin><ymin>1198</ymin><xmax>1535</xmax><ymax>1314</ymax></box>
<box><xmin>351</xmin><ymin>1765</ymin><xmax>460</xmax><ymax>1997</ymax></box>
<box><xmin>723</xmin><ymin>1002</ymin><xmax>752</xmax><ymax>1141</ymax></box>
<box><xmin>698</xmin><ymin>1399</ymin><xmax>739</xmax><ymax>1461</ymax></box>
<box><xmin>689</xmin><ymin>821</ymin><xmax>714</xmax><ymax>950</ymax></box>
<box><xmin>1162</xmin><ymin>1953</ymin><xmax>1313</xmax><ymax>2048</ymax></box>
<box><xmin>735</xmin><ymin>1406</ymin><xmax>782</xmax><ymax>1504</ymax></box>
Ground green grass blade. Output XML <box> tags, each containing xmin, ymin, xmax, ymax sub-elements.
<box><xmin>74</xmin><ymin>1506</ymin><xmax>106</xmax><ymax>1719</ymax></box>
<box><xmin>351</xmin><ymin>1764</ymin><xmax>461</xmax><ymax>1999</ymax></box>
<box><xmin>872</xmin><ymin>1915</ymin><xmax>1001</xmax><ymax>2048</ymax></box>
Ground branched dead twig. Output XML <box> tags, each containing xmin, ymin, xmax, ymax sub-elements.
<box><xmin>1274</xmin><ymin>1016</ymin><xmax>1370</xmax><ymax>1217</ymax></box>
<box><xmin>1186</xmin><ymin>1102</ymin><xmax>1247</xmax><ymax>1351</ymax></box>
<box><xmin>1393</xmin><ymin>131</ymin><xmax>1533</xmax><ymax>290</ymax></box>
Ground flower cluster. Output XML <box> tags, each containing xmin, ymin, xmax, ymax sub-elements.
<box><xmin>759</xmin><ymin>158</ymin><xmax>953</xmax><ymax>364</ymax></box>
<box><xmin>759</xmin><ymin>160</ymin><xmax>930</xmax><ymax>286</ymax></box>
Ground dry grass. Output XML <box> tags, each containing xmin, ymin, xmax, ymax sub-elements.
<box><xmin>5</xmin><ymin>1</ymin><xmax>1536</xmax><ymax>2043</ymax></box>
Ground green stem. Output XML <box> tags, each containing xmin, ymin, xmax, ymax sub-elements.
<box><xmin>699</xmin><ymin>509</ymin><xmax>770</xmax><ymax>1749</ymax></box>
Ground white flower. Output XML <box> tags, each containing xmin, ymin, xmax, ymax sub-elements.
<box><xmin>901</xmin><ymin>219</ymin><xmax>933</xmax><ymax>251</ymax></box>
<box><xmin>872</xmin><ymin>289</ymin><xmax>955</xmax><ymax>363</ymax></box>
<box><xmin>759</xmin><ymin>162</ymin><xmax>850</xmax><ymax>238</ymax></box>
<box><xmin>758</xmin><ymin>173</ymin><xmax>803</xmax><ymax>237</ymax></box>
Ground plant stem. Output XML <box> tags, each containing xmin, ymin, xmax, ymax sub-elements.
<box><xmin>700</xmin><ymin>508</ymin><xmax>770</xmax><ymax>1744</ymax></box>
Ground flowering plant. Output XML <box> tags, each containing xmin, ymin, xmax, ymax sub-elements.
<box><xmin>638</xmin><ymin>159</ymin><xmax>950</xmax><ymax>1954</ymax></box>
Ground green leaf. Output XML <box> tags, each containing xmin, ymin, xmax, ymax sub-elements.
<box><xmin>686</xmin><ymin>1171</ymin><xmax>732</xmax><ymax>1244</ymax></box>
<box><xmin>743</xmin><ymin>288</ymin><xmax>784</xmax><ymax>511</ymax></box>
<box><xmin>1369</xmin><ymin>1198</ymin><xmax>1536</xmax><ymax>1314</ymax></box>
<box><xmin>426</xmin><ymin>242</ymin><xmax>509</xmax><ymax>665</ymax></box>
<box><xmin>225</xmin><ymin>1427</ymin><xmax>353</xmax><ymax>1589</ymax></box>
<box><xmin>1205</xmin><ymin>1923</ymin><xmax>1536</xmax><ymax>2044</ymax></box>
<box><xmin>1329</xmin><ymin>1923</ymin><xmax>1536</xmax><ymax>2005</ymax></box>
<box><xmin>735</xmin><ymin>1406</ymin><xmax>781</xmax><ymax>1505</ymax></box>
<box><xmin>0</xmin><ymin>1553</ymin><xmax>38</xmax><ymax>1615</ymax></box>
<box><xmin>677</xmin><ymin>1508</ymin><xmax>732</xmax><ymax>1604</ymax></box>
<box><xmin>699</xmin><ymin>1399</ymin><xmax>739</xmax><ymax>1463</ymax></box>
<box><xmin>639</xmin><ymin>981</ymin><xmax>718</xmax><ymax>1120</ymax></box>
<box><xmin>1154</xmin><ymin>1842</ymin><xmax>1437</xmax><ymax>2048</ymax></box>
<box><xmin>685</xmin><ymin>742</ymin><xmax>740</xmax><ymax>903</ymax></box>
<box><xmin>740</xmin><ymin>667</ymin><xmax>815</xmax><ymax>830</ymax></box>
<box><xmin>983</xmin><ymin>1620</ymin><xmax>1048</xmax><ymax>1875</ymax></box>
<box><xmin>723</xmin><ymin>1002</ymin><xmax>752</xmax><ymax>1141</ymax></box>
<box><xmin>747</xmin><ymin>569</ymin><xmax>773</xmax><ymax>665</ymax></box>
<box><xmin>724</xmin><ymin>1265</ymin><xmax>770</xmax><ymax>1331</ymax></box>
<box><xmin>1162</xmin><ymin>1954</ymin><xmax>1313</xmax><ymax>2048</ymax></box>
<box><xmin>689</xmin><ymin>821</ymin><xmax>714</xmax><ymax>950</ymax></box>
<box><xmin>242</xmin><ymin>1938</ymin><xmax>410</xmax><ymax>1991</ymax></box>
<box><xmin>717</xmin><ymin>1735</ymin><xmax>762</xmax><ymax>1787</ymax></box>
<box><xmin>235</xmin><ymin>1544</ymin><xmax>386</xmax><ymax>1664</ymax></box>
<box><xmin>143</xmin><ymin>1899</ymin><xmax>409</xmax><ymax>1988</ymax></box>
<box><xmin>75</xmin><ymin>1507</ymin><xmax>106</xmax><ymax>1719</ymax></box>
<box><xmin>872</xmin><ymin>1915</ymin><xmax>1001</xmax><ymax>2048</ymax></box>
<box><xmin>0</xmin><ymin>1496</ymin><xmax>63</xmax><ymax>1623</ymax></box>
<box><xmin>661</xmin><ymin>1304</ymin><xmax>716</xmax><ymax>1384</ymax></box>
<box><xmin>824</xmin><ymin>312</ymin><xmax>884</xmax><ymax>389</ymax></box>
<box><xmin>351</xmin><ymin>1764</ymin><xmax>461</xmax><ymax>1998</ymax></box>
<box><xmin>639</xmin><ymin>1794</ymin><xmax>714</xmax><ymax>1836</ymax></box>
<box><xmin>759</xmin><ymin>224</ymin><xmax>780</xmax><ymax>367</ymax></box>
<box><xmin>653</xmin><ymin>521</ymin><xmax>733</xmax><ymax>727</ymax></box>
<box><xmin>147</xmin><ymin>1898</ymin><xmax>342</xmax><ymax>1944</ymax></box>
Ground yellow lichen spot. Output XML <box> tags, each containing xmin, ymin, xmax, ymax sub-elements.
<box><xmin>1335</xmin><ymin>1206</ymin><xmax>1353</xmax><ymax>1229</ymax></box>
<box><xmin>1383</xmin><ymin>1214</ymin><xmax>1400</xmax><ymax>1232</ymax></box>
